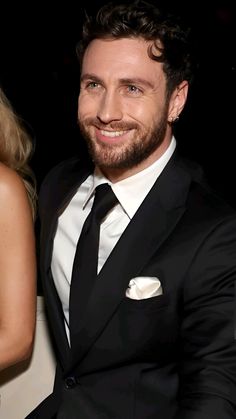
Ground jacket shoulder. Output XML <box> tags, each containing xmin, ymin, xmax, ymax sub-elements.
<box><xmin>41</xmin><ymin>156</ymin><xmax>81</xmax><ymax>189</ymax></box>
<box><xmin>177</xmin><ymin>154</ymin><xmax>235</xmax><ymax>216</ymax></box>
<box><xmin>38</xmin><ymin>156</ymin><xmax>92</xmax><ymax>215</ymax></box>
<box><xmin>188</xmin><ymin>175</ymin><xmax>236</xmax><ymax>226</ymax></box>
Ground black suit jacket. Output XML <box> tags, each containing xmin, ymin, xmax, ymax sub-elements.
<box><xmin>27</xmin><ymin>151</ymin><xmax>236</xmax><ymax>419</ymax></box>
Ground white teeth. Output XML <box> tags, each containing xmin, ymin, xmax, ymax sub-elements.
<box><xmin>100</xmin><ymin>130</ymin><xmax>127</xmax><ymax>138</ymax></box>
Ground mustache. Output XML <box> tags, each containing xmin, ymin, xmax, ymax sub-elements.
<box><xmin>79</xmin><ymin>117</ymin><xmax>138</xmax><ymax>131</ymax></box>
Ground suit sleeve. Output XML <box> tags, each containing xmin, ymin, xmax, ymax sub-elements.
<box><xmin>175</xmin><ymin>216</ymin><xmax>236</xmax><ymax>419</ymax></box>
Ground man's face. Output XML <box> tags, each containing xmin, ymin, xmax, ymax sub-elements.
<box><xmin>78</xmin><ymin>38</ymin><xmax>174</xmax><ymax>180</ymax></box>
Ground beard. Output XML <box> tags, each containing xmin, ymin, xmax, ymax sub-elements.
<box><xmin>78</xmin><ymin>104</ymin><xmax>169</xmax><ymax>171</ymax></box>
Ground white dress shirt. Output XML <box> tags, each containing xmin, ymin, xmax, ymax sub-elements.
<box><xmin>51</xmin><ymin>137</ymin><xmax>176</xmax><ymax>340</ymax></box>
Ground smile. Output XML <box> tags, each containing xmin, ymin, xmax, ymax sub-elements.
<box><xmin>100</xmin><ymin>129</ymin><xmax>129</xmax><ymax>138</ymax></box>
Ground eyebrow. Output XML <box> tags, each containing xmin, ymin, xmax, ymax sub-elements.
<box><xmin>119</xmin><ymin>78</ymin><xmax>154</xmax><ymax>89</ymax></box>
<box><xmin>80</xmin><ymin>73</ymin><xmax>103</xmax><ymax>84</ymax></box>
<box><xmin>80</xmin><ymin>73</ymin><xmax>154</xmax><ymax>89</ymax></box>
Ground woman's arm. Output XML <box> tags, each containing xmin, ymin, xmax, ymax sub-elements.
<box><xmin>0</xmin><ymin>163</ymin><xmax>36</xmax><ymax>370</ymax></box>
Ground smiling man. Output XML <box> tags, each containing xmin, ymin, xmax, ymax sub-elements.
<box><xmin>27</xmin><ymin>1</ymin><xmax>236</xmax><ymax>418</ymax></box>
<box><xmin>78</xmin><ymin>37</ymin><xmax>185</xmax><ymax>180</ymax></box>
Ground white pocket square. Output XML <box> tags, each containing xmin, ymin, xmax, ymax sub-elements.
<box><xmin>125</xmin><ymin>277</ymin><xmax>163</xmax><ymax>300</ymax></box>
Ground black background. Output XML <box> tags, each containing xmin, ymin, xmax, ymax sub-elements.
<box><xmin>1</xmin><ymin>1</ymin><xmax>235</xmax><ymax>206</ymax></box>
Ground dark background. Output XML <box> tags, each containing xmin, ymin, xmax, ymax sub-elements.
<box><xmin>1</xmin><ymin>1</ymin><xmax>235</xmax><ymax>206</ymax></box>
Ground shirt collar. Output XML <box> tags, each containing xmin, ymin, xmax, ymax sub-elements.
<box><xmin>83</xmin><ymin>137</ymin><xmax>176</xmax><ymax>218</ymax></box>
<box><xmin>82</xmin><ymin>168</ymin><xmax>111</xmax><ymax>209</ymax></box>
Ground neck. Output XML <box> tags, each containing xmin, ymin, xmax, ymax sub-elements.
<box><xmin>101</xmin><ymin>136</ymin><xmax>172</xmax><ymax>183</ymax></box>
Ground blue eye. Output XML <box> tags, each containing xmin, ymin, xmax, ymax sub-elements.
<box><xmin>127</xmin><ymin>85</ymin><xmax>142</xmax><ymax>94</ymax></box>
<box><xmin>87</xmin><ymin>82</ymin><xmax>99</xmax><ymax>89</ymax></box>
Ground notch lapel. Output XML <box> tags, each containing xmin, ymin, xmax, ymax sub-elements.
<box><xmin>40</xmin><ymin>158</ymin><xmax>93</xmax><ymax>370</ymax></box>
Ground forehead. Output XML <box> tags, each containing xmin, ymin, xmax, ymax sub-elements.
<box><xmin>82</xmin><ymin>38</ymin><xmax>164</xmax><ymax>82</ymax></box>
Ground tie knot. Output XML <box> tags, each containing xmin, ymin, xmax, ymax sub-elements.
<box><xmin>92</xmin><ymin>183</ymin><xmax>118</xmax><ymax>222</ymax></box>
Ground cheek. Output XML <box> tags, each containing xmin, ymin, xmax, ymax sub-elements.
<box><xmin>126</xmin><ymin>101</ymin><xmax>157</xmax><ymax>127</ymax></box>
<box><xmin>78</xmin><ymin>94</ymin><xmax>98</xmax><ymax>118</ymax></box>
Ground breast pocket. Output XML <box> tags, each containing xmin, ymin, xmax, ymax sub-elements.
<box><xmin>122</xmin><ymin>293</ymin><xmax>169</xmax><ymax>312</ymax></box>
<box><xmin>117</xmin><ymin>293</ymin><xmax>175</xmax><ymax>352</ymax></box>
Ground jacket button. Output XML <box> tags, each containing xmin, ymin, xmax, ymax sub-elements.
<box><xmin>64</xmin><ymin>376</ymin><xmax>78</xmax><ymax>389</ymax></box>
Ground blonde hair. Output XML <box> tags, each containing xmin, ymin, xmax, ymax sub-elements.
<box><xmin>0</xmin><ymin>87</ymin><xmax>36</xmax><ymax>219</ymax></box>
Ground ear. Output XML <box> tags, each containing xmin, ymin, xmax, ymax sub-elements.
<box><xmin>167</xmin><ymin>81</ymin><xmax>188</xmax><ymax>123</ymax></box>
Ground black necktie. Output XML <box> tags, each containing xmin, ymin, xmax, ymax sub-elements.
<box><xmin>69</xmin><ymin>183</ymin><xmax>118</xmax><ymax>340</ymax></box>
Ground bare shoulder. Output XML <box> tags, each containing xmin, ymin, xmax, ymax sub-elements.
<box><xmin>0</xmin><ymin>162</ymin><xmax>26</xmax><ymax>194</ymax></box>
<box><xmin>0</xmin><ymin>163</ymin><xmax>29</xmax><ymax>212</ymax></box>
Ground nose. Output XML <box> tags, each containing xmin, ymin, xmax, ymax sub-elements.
<box><xmin>97</xmin><ymin>91</ymin><xmax>122</xmax><ymax>124</ymax></box>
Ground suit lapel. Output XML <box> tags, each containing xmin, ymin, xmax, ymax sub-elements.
<box><xmin>40</xmin><ymin>158</ymin><xmax>93</xmax><ymax>370</ymax></box>
<box><xmin>42</xmin><ymin>159</ymin><xmax>93</xmax><ymax>274</ymax></box>
<box><xmin>69</xmin><ymin>154</ymin><xmax>192</xmax><ymax>371</ymax></box>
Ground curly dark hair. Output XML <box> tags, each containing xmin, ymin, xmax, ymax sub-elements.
<box><xmin>77</xmin><ymin>0</ymin><xmax>195</xmax><ymax>97</ymax></box>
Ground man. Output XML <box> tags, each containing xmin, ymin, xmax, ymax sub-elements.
<box><xmin>27</xmin><ymin>1</ymin><xmax>236</xmax><ymax>418</ymax></box>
